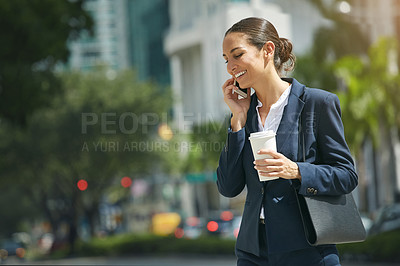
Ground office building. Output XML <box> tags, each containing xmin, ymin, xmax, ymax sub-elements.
<box><xmin>68</xmin><ymin>0</ymin><xmax>170</xmax><ymax>85</ymax></box>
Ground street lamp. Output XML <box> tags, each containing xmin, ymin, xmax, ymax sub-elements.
<box><xmin>338</xmin><ymin>1</ymin><xmax>351</xmax><ymax>14</ymax></box>
<box><xmin>158</xmin><ymin>123</ymin><xmax>173</xmax><ymax>141</ymax></box>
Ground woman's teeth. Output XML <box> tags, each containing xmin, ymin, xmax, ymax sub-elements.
<box><xmin>235</xmin><ymin>71</ymin><xmax>246</xmax><ymax>78</ymax></box>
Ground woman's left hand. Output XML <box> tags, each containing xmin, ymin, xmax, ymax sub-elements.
<box><xmin>254</xmin><ymin>149</ymin><xmax>302</xmax><ymax>181</ymax></box>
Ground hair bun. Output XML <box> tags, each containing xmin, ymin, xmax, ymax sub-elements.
<box><xmin>279</xmin><ymin>38</ymin><xmax>295</xmax><ymax>72</ymax></box>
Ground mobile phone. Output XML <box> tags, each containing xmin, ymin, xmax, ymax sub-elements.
<box><xmin>234</xmin><ymin>80</ymin><xmax>248</xmax><ymax>98</ymax></box>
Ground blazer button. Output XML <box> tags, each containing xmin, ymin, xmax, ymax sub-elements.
<box><xmin>313</xmin><ymin>189</ymin><xmax>318</xmax><ymax>195</ymax></box>
<box><xmin>261</xmin><ymin>187</ymin><xmax>264</xmax><ymax>195</ymax></box>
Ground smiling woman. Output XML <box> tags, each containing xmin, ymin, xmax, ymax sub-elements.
<box><xmin>223</xmin><ymin>18</ymin><xmax>295</xmax><ymax>75</ymax></box>
<box><xmin>216</xmin><ymin>17</ymin><xmax>358</xmax><ymax>266</ymax></box>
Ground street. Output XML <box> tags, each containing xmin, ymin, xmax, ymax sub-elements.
<box><xmin>3</xmin><ymin>255</ymin><xmax>399</xmax><ymax>265</ymax></box>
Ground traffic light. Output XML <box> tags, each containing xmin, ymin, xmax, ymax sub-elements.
<box><xmin>77</xmin><ymin>179</ymin><xmax>88</xmax><ymax>191</ymax></box>
<box><xmin>121</xmin><ymin>176</ymin><xmax>132</xmax><ymax>188</ymax></box>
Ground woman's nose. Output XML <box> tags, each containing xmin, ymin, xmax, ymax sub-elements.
<box><xmin>228</xmin><ymin>62</ymin><xmax>236</xmax><ymax>75</ymax></box>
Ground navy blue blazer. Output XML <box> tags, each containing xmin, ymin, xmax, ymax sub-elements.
<box><xmin>216</xmin><ymin>78</ymin><xmax>358</xmax><ymax>256</ymax></box>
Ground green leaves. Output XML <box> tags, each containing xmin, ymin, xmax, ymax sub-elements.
<box><xmin>0</xmin><ymin>69</ymin><xmax>173</xmax><ymax>237</ymax></box>
<box><xmin>334</xmin><ymin>37</ymin><xmax>400</xmax><ymax>152</ymax></box>
<box><xmin>0</xmin><ymin>0</ymin><xmax>93</xmax><ymax>125</ymax></box>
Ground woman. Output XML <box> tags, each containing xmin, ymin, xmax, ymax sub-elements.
<box><xmin>216</xmin><ymin>17</ymin><xmax>358</xmax><ymax>266</ymax></box>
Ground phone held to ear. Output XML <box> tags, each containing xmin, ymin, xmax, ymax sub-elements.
<box><xmin>233</xmin><ymin>80</ymin><xmax>247</xmax><ymax>98</ymax></box>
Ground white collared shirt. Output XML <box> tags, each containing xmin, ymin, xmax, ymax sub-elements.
<box><xmin>256</xmin><ymin>85</ymin><xmax>292</xmax><ymax>132</ymax></box>
<box><xmin>257</xmin><ymin>84</ymin><xmax>292</xmax><ymax>219</ymax></box>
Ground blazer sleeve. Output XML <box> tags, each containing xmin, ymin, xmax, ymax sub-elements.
<box><xmin>296</xmin><ymin>93</ymin><xmax>358</xmax><ymax>196</ymax></box>
<box><xmin>216</xmin><ymin>127</ymin><xmax>247</xmax><ymax>198</ymax></box>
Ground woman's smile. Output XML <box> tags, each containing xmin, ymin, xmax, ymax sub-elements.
<box><xmin>235</xmin><ymin>70</ymin><xmax>247</xmax><ymax>80</ymax></box>
<box><xmin>223</xmin><ymin>32</ymin><xmax>268</xmax><ymax>90</ymax></box>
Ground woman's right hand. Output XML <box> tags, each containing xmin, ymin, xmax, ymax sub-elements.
<box><xmin>222</xmin><ymin>77</ymin><xmax>251</xmax><ymax>132</ymax></box>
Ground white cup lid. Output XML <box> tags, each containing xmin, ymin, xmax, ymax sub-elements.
<box><xmin>249</xmin><ymin>130</ymin><xmax>275</xmax><ymax>139</ymax></box>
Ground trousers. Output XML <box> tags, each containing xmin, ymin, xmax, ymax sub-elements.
<box><xmin>236</xmin><ymin>223</ymin><xmax>341</xmax><ymax>266</ymax></box>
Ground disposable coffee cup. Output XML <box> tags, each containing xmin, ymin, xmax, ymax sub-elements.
<box><xmin>249</xmin><ymin>131</ymin><xmax>279</xmax><ymax>181</ymax></box>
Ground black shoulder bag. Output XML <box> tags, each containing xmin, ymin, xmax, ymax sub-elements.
<box><xmin>294</xmin><ymin>114</ymin><xmax>367</xmax><ymax>246</ymax></box>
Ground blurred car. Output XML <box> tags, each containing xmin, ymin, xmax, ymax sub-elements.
<box><xmin>37</xmin><ymin>233</ymin><xmax>54</xmax><ymax>253</ymax></box>
<box><xmin>152</xmin><ymin>212</ymin><xmax>181</xmax><ymax>236</ymax></box>
<box><xmin>368</xmin><ymin>203</ymin><xmax>400</xmax><ymax>235</ymax></box>
<box><xmin>0</xmin><ymin>239</ymin><xmax>25</xmax><ymax>262</ymax></box>
<box><xmin>206</xmin><ymin>210</ymin><xmax>236</xmax><ymax>238</ymax></box>
<box><xmin>174</xmin><ymin>216</ymin><xmax>205</xmax><ymax>239</ymax></box>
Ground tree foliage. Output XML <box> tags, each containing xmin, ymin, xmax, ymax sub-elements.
<box><xmin>295</xmin><ymin>0</ymin><xmax>371</xmax><ymax>92</ymax></box>
<box><xmin>309</xmin><ymin>0</ymin><xmax>370</xmax><ymax>61</ymax></box>
<box><xmin>334</xmin><ymin>37</ymin><xmax>400</xmax><ymax>153</ymax></box>
<box><xmin>0</xmin><ymin>0</ymin><xmax>93</xmax><ymax>125</ymax></box>
<box><xmin>157</xmin><ymin>118</ymin><xmax>228</xmax><ymax>180</ymax></box>
<box><xmin>0</xmin><ymin>69</ymin><xmax>172</xmax><ymax>246</ymax></box>
<box><xmin>185</xmin><ymin>120</ymin><xmax>228</xmax><ymax>173</ymax></box>
<box><xmin>293</xmin><ymin>54</ymin><xmax>338</xmax><ymax>92</ymax></box>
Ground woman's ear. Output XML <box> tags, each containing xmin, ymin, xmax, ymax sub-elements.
<box><xmin>263</xmin><ymin>41</ymin><xmax>275</xmax><ymax>58</ymax></box>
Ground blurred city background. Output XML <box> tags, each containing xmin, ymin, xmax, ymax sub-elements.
<box><xmin>1</xmin><ymin>0</ymin><xmax>400</xmax><ymax>265</ymax></box>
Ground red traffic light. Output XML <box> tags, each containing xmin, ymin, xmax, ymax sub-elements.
<box><xmin>121</xmin><ymin>176</ymin><xmax>132</xmax><ymax>188</ymax></box>
<box><xmin>77</xmin><ymin>179</ymin><xmax>88</xmax><ymax>191</ymax></box>
<box><xmin>220</xmin><ymin>211</ymin><xmax>233</xmax><ymax>221</ymax></box>
<box><xmin>207</xmin><ymin>221</ymin><xmax>219</xmax><ymax>232</ymax></box>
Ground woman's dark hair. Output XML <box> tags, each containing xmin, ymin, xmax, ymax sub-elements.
<box><xmin>225</xmin><ymin>17</ymin><xmax>295</xmax><ymax>73</ymax></box>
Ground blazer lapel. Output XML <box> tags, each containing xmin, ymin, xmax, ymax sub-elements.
<box><xmin>276</xmin><ymin>78</ymin><xmax>305</xmax><ymax>155</ymax></box>
<box><xmin>244</xmin><ymin>79</ymin><xmax>306</xmax><ymax>155</ymax></box>
<box><xmin>245</xmin><ymin>94</ymin><xmax>260</xmax><ymax>135</ymax></box>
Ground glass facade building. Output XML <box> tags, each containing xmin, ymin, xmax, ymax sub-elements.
<box><xmin>68</xmin><ymin>0</ymin><xmax>170</xmax><ymax>86</ymax></box>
